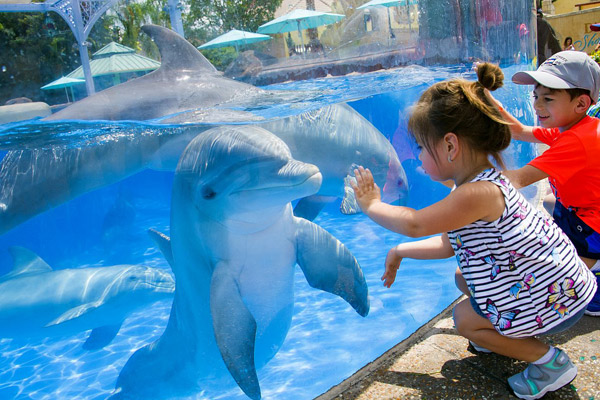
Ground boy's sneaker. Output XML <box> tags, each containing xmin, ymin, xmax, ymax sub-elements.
<box><xmin>584</xmin><ymin>272</ymin><xmax>600</xmax><ymax>316</ymax></box>
<box><xmin>508</xmin><ymin>349</ymin><xmax>577</xmax><ymax>400</ymax></box>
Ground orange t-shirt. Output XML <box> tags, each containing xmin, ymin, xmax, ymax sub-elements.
<box><xmin>529</xmin><ymin>115</ymin><xmax>600</xmax><ymax>232</ymax></box>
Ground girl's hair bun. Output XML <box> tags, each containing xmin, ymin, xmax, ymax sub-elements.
<box><xmin>476</xmin><ymin>62</ymin><xmax>504</xmax><ymax>91</ymax></box>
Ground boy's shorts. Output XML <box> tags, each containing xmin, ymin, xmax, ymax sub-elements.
<box><xmin>553</xmin><ymin>201</ymin><xmax>600</xmax><ymax>259</ymax></box>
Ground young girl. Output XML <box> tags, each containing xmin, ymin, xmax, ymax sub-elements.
<box><xmin>351</xmin><ymin>63</ymin><xmax>597</xmax><ymax>400</ymax></box>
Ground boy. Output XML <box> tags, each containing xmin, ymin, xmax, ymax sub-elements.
<box><xmin>488</xmin><ymin>51</ymin><xmax>600</xmax><ymax>316</ymax></box>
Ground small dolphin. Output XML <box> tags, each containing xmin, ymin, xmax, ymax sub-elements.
<box><xmin>0</xmin><ymin>246</ymin><xmax>175</xmax><ymax>349</ymax></box>
<box><xmin>110</xmin><ymin>125</ymin><xmax>369</xmax><ymax>400</ymax></box>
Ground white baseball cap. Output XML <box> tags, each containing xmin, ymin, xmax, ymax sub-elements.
<box><xmin>512</xmin><ymin>51</ymin><xmax>600</xmax><ymax>102</ymax></box>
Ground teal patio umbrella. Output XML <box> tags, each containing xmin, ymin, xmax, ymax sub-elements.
<box><xmin>257</xmin><ymin>9</ymin><xmax>345</xmax><ymax>53</ymax></box>
<box><xmin>41</xmin><ymin>76</ymin><xmax>86</xmax><ymax>103</ymax></box>
<box><xmin>199</xmin><ymin>29</ymin><xmax>271</xmax><ymax>54</ymax></box>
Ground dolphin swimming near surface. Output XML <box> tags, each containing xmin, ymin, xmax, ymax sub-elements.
<box><xmin>109</xmin><ymin>125</ymin><xmax>369</xmax><ymax>400</ymax></box>
<box><xmin>44</xmin><ymin>25</ymin><xmax>267</xmax><ymax>122</ymax></box>
<box><xmin>0</xmin><ymin>246</ymin><xmax>175</xmax><ymax>349</ymax></box>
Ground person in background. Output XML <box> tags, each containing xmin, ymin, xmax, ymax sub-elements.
<box><xmin>537</xmin><ymin>9</ymin><xmax>562</xmax><ymax>66</ymax></box>
<box><xmin>352</xmin><ymin>62</ymin><xmax>596</xmax><ymax>400</ymax></box>
<box><xmin>486</xmin><ymin>51</ymin><xmax>600</xmax><ymax>317</ymax></box>
<box><xmin>563</xmin><ymin>36</ymin><xmax>575</xmax><ymax>51</ymax></box>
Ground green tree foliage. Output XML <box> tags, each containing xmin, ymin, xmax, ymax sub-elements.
<box><xmin>0</xmin><ymin>11</ymin><xmax>121</xmax><ymax>103</ymax></box>
<box><xmin>0</xmin><ymin>13</ymin><xmax>80</xmax><ymax>103</ymax></box>
<box><xmin>106</xmin><ymin>0</ymin><xmax>169</xmax><ymax>60</ymax></box>
<box><xmin>186</xmin><ymin>0</ymin><xmax>282</xmax><ymax>43</ymax></box>
<box><xmin>190</xmin><ymin>0</ymin><xmax>282</xmax><ymax>32</ymax></box>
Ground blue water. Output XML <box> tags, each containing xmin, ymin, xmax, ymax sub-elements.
<box><xmin>0</xmin><ymin>64</ymin><xmax>536</xmax><ymax>399</ymax></box>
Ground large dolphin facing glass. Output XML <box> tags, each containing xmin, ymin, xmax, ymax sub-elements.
<box><xmin>110</xmin><ymin>125</ymin><xmax>369</xmax><ymax>399</ymax></box>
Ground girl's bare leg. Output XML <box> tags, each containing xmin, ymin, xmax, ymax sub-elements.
<box><xmin>453</xmin><ymin>299</ymin><xmax>549</xmax><ymax>362</ymax></box>
<box><xmin>455</xmin><ymin>267</ymin><xmax>470</xmax><ymax>296</ymax></box>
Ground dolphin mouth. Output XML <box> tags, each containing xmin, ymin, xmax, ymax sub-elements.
<box><xmin>141</xmin><ymin>280</ymin><xmax>176</xmax><ymax>293</ymax></box>
<box><xmin>231</xmin><ymin>171</ymin><xmax>322</xmax><ymax>196</ymax></box>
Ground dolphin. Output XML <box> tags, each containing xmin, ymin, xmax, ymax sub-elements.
<box><xmin>259</xmin><ymin>102</ymin><xmax>408</xmax><ymax>219</ymax></box>
<box><xmin>0</xmin><ymin>103</ymin><xmax>407</xmax><ymax>234</ymax></box>
<box><xmin>44</xmin><ymin>25</ymin><xmax>267</xmax><ymax>122</ymax></box>
<box><xmin>109</xmin><ymin>125</ymin><xmax>369</xmax><ymax>400</ymax></box>
<box><xmin>0</xmin><ymin>246</ymin><xmax>175</xmax><ymax>349</ymax></box>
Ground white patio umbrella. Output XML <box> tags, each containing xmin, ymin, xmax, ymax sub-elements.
<box><xmin>198</xmin><ymin>29</ymin><xmax>271</xmax><ymax>54</ymax></box>
<box><xmin>41</xmin><ymin>76</ymin><xmax>86</xmax><ymax>103</ymax></box>
<box><xmin>257</xmin><ymin>9</ymin><xmax>345</xmax><ymax>53</ymax></box>
<box><xmin>357</xmin><ymin>0</ymin><xmax>402</xmax><ymax>39</ymax></box>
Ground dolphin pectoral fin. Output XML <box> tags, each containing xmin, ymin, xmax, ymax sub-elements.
<box><xmin>210</xmin><ymin>269</ymin><xmax>261</xmax><ymax>400</ymax></box>
<box><xmin>147</xmin><ymin>228</ymin><xmax>175</xmax><ymax>269</ymax></box>
<box><xmin>46</xmin><ymin>301</ymin><xmax>102</xmax><ymax>327</ymax></box>
<box><xmin>340</xmin><ymin>175</ymin><xmax>361</xmax><ymax>215</ymax></box>
<box><xmin>83</xmin><ymin>323</ymin><xmax>123</xmax><ymax>350</ymax></box>
<box><xmin>295</xmin><ymin>218</ymin><xmax>370</xmax><ymax>317</ymax></box>
<box><xmin>293</xmin><ymin>195</ymin><xmax>336</xmax><ymax>221</ymax></box>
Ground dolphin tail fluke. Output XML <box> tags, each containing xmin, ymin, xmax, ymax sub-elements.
<box><xmin>295</xmin><ymin>218</ymin><xmax>370</xmax><ymax>317</ymax></box>
<box><xmin>83</xmin><ymin>323</ymin><xmax>123</xmax><ymax>350</ymax></box>
<box><xmin>211</xmin><ymin>266</ymin><xmax>261</xmax><ymax>400</ymax></box>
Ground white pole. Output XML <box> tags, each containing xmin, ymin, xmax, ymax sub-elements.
<box><xmin>297</xmin><ymin>21</ymin><xmax>306</xmax><ymax>58</ymax></box>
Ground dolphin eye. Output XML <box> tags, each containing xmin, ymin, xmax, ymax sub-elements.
<box><xmin>201</xmin><ymin>186</ymin><xmax>217</xmax><ymax>199</ymax></box>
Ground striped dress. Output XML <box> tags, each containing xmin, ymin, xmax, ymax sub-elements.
<box><xmin>448</xmin><ymin>169</ymin><xmax>596</xmax><ymax>337</ymax></box>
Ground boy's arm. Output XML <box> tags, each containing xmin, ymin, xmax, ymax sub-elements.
<box><xmin>503</xmin><ymin>165</ymin><xmax>549</xmax><ymax>189</ymax></box>
<box><xmin>484</xmin><ymin>89</ymin><xmax>539</xmax><ymax>143</ymax></box>
<box><xmin>497</xmin><ymin>107</ymin><xmax>538</xmax><ymax>142</ymax></box>
<box><xmin>382</xmin><ymin>234</ymin><xmax>454</xmax><ymax>287</ymax></box>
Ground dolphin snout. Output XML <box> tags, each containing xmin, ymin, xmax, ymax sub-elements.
<box><xmin>278</xmin><ymin>160</ymin><xmax>320</xmax><ymax>183</ymax></box>
<box><xmin>381</xmin><ymin>157</ymin><xmax>409</xmax><ymax>205</ymax></box>
<box><xmin>143</xmin><ymin>271</ymin><xmax>176</xmax><ymax>293</ymax></box>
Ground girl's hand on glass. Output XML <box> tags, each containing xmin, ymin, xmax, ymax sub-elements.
<box><xmin>382</xmin><ymin>246</ymin><xmax>402</xmax><ymax>288</ymax></box>
<box><xmin>351</xmin><ymin>166</ymin><xmax>381</xmax><ymax>213</ymax></box>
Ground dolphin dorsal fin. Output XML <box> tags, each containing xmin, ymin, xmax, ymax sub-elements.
<box><xmin>141</xmin><ymin>25</ymin><xmax>217</xmax><ymax>74</ymax></box>
<box><xmin>147</xmin><ymin>228</ymin><xmax>175</xmax><ymax>270</ymax></box>
<box><xmin>6</xmin><ymin>246</ymin><xmax>52</xmax><ymax>277</ymax></box>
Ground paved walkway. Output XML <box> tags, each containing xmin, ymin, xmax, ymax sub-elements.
<box><xmin>318</xmin><ymin>297</ymin><xmax>600</xmax><ymax>400</ymax></box>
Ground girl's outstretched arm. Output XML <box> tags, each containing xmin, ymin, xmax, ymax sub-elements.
<box><xmin>383</xmin><ymin>234</ymin><xmax>454</xmax><ymax>287</ymax></box>
<box><xmin>352</xmin><ymin>166</ymin><xmax>504</xmax><ymax>238</ymax></box>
